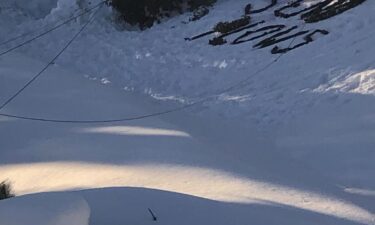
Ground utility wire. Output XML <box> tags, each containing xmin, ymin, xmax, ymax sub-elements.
<box><xmin>0</xmin><ymin>3</ymin><xmax>104</xmax><ymax>111</ymax></box>
<box><xmin>0</xmin><ymin>5</ymin><xmax>91</xmax><ymax>48</ymax></box>
<box><xmin>217</xmin><ymin>22</ymin><xmax>307</xmax><ymax>95</ymax></box>
<box><xmin>0</xmin><ymin>22</ymin><xmax>307</xmax><ymax>123</ymax></box>
<box><xmin>0</xmin><ymin>1</ymin><xmax>104</xmax><ymax>58</ymax></box>
<box><xmin>0</xmin><ymin>101</ymin><xmax>205</xmax><ymax>123</ymax></box>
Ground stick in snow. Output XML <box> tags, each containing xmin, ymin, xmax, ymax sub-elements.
<box><xmin>148</xmin><ymin>208</ymin><xmax>157</xmax><ymax>221</ymax></box>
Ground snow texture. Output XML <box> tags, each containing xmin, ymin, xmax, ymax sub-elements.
<box><xmin>0</xmin><ymin>192</ymin><xmax>90</xmax><ymax>225</ymax></box>
<box><xmin>0</xmin><ymin>0</ymin><xmax>374</xmax><ymax>225</ymax></box>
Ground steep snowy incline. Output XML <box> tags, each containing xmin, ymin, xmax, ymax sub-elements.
<box><xmin>1</xmin><ymin>0</ymin><xmax>374</xmax><ymax>125</ymax></box>
<box><xmin>0</xmin><ymin>53</ymin><xmax>374</xmax><ymax>225</ymax></box>
<box><xmin>0</xmin><ymin>0</ymin><xmax>375</xmax><ymax>224</ymax></box>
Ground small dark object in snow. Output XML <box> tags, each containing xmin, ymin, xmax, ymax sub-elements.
<box><xmin>213</xmin><ymin>16</ymin><xmax>251</xmax><ymax>34</ymax></box>
<box><xmin>244</xmin><ymin>4</ymin><xmax>252</xmax><ymax>15</ymax></box>
<box><xmin>0</xmin><ymin>181</ymin><xmax>15</xmax><ymax>200</ymax></box>
<box><xmin>209</xmin><ymin>37</ymin><xmax>227</xmax><ymax>46</ymax></box>
<box><xmin>148</xmin><ymin>208</ymin><xmax>157</xmax><ymax>221</ymax></box>
<box><xmin>190</xmin><ymin>7</ymin><xmax>210</xmax><ymax>21</ymax></box>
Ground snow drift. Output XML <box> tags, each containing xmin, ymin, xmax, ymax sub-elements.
<box><xmin>0</xmin><ymin>192</ymin><xmax>90</xmax><ymax>225</ymax></box>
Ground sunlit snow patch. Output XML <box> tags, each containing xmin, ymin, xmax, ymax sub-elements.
<box><xmin>314</xmin><ymin>69</ymin><xmax>375</xmax><ymax>95</ymax></box>
<box><xmin>0</xmin><ymin>162</ymin><xmax>374</xmax><ymax>224</ymax></box>
<box><xmin>79</xmin><ymin>126</ymin><xmax>191</xmax><ymax>137</ymax></box>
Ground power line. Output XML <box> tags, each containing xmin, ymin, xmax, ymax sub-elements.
<box><xmin>0</xmin><ymin>1</ymin><xmax>104</xmax><ymax>58</ymax></box>
<box><xmin>0</xmin><ymin>22</ymin><xmax>307</xmax><ymax>123</ymax></box>
<box><xmin>0</xmin><ymin>29</ymin><xmax>40</xmax><ymax>48</ymax></box>
<box><xmin>0</xmin><ymin>5</ymin><xmax>91</xmax><ymax>48</ymax></box>
<box><xmin>0</xmin><ymin>3</ymin><xmax>104</xmax><ymax>111</ymax></box>
<box><xmin>218</xmin><ymin>22</ymin><xmax>307</xmax><ymax>94</ymax></box>
<box><xmin>0</xmin><ymin>101</ymin><xmax>204</xmax><ymax>123</ymax></box>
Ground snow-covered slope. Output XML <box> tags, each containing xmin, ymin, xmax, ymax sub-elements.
<box><xmin>0</xmin><ymin>0</ymin><xmax>374</xmax><ymax>225</ymax></box>
<box><xmin>0</xmin><ymin>192</ymin><xmax>90</xmax><ymax>225</ymax></box>
<box><xmin>1</xmin><ymin>0</ymin><xmax>375</xmax><ymax>124</ymax></box>
<box><xmin>0</xmin><ymin>51</ymin><xmax>374</xmax><ymax>225</ymax></box>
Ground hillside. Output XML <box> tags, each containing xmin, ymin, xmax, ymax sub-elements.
<box><xmin>0</xmin><ymin>0</ymin><xmax>374</xmax><ymax>225</ymax></box>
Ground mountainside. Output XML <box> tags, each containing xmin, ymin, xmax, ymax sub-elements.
<box><xmin>0</xmin><ymin>1</ymin><xmax>374</xmax><ymax>225</ymax></box>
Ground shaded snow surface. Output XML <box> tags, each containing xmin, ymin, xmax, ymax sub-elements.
<box><xmin>0</xmin><ymin>0</ymin><xmax>374</xmax><ymax>225</ymax></box>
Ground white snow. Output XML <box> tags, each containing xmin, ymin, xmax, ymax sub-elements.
<box><xmin>0</xmin><ymin>0</ymin><xmax>375</xmax><ymax>225</ymax></box>
<box><xmin>1</xmin><ymin>0</ymin><xmax>374</xmax><ymax>126</ymax></box>
<box><xmin>315</xmin><ymin>69</ymin><xmax>375</xmax><ymax>95</ymax></box>
<box><xmin>80</xmin><ymin>125</ymin><xmax>191</xmax><ymax>137</ymax></box>
<box><xmin>0</xmin><ymin>192</ymin><xmax>90</xmax><ymax>225</ymax></box>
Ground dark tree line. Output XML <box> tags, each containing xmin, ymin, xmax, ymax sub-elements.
<box><xmin>109</xmin><ymin>0</ymin><xmax>216</xmax><ymax>29</ymax></box>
